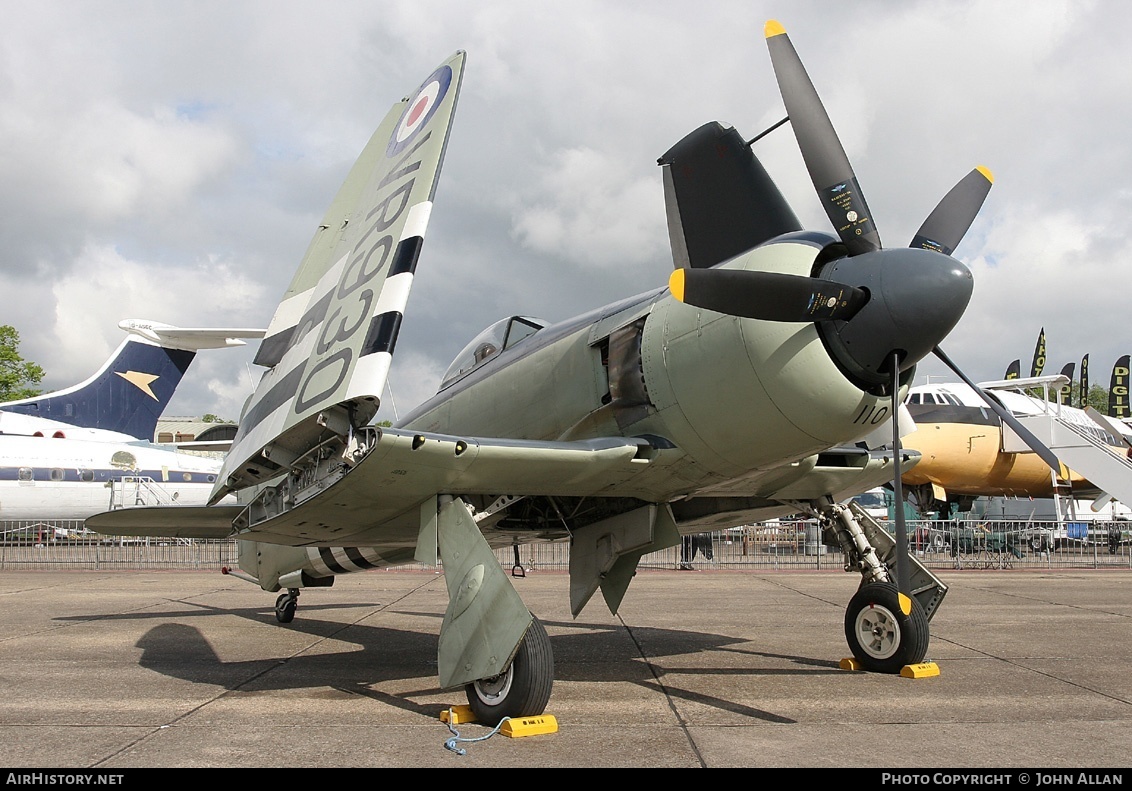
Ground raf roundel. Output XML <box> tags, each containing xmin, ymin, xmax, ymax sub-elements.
<box><xmin>387</xmin><ymin>64</ymin><xmax>453</xmax><ymax>158</ymax></box>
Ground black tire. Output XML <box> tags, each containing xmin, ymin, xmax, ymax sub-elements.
<box><xmin>275</xmin><ymin>592</ymin><xmax>296</xmax><ymax>624</ymax></box>
<box><xmin>465</xmin><ymin>614</ymin><xmax>553</xmax><ymax>725</ymax></box>
<box><xmin>844</xmin><ymin>582</ymin><xmax>929</xmax><ymax>673</ymax></box>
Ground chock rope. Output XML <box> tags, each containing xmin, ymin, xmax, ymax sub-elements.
<box><xmin>443</xmin><ymin>708</ymin><xmax>511</xmax><ymax>755</ymax></box>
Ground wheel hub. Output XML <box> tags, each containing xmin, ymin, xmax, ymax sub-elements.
<box><xmin>471</xmin><ymin>666</ymin><xmax>514</xmax><ymax>704</ymax></box>
<box><xmin>856</xmin><ymin>606</ymin><xmax>901</xmax><ymax>660</ymax></box>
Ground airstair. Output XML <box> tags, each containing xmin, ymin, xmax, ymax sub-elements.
<box><xmin>1006</xmin><ymin>410</ymin><xmax>1132</xmax><ymax>511</ymax></box>
<box><xmin>106</xmin><ymin>476</ymin><xmax>178</xmax><ymax>510</ymax></box>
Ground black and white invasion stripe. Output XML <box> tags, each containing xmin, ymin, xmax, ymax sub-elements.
<box><xmin>346</xmin><ymin>200</ymin><xmax>432</xmax><ymax>402</ymax></box>
<box><xmin>307</xmin><ymin>546</ymin><xmax>385</xmax><ymax>577</ymax></box>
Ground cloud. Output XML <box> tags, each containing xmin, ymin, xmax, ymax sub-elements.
<box><xmin>42</xmin><ymin>244</ymin><xmax>266</xmax><ymax>419</ymax></box>
<box><xmin>1</xmin><ymin>0</ymin><xmax>1131</xmax><ymax>425</ymax></box>
<box><xmin>510</xmin><ymin>146</ymin><xmax>666</xmax><ymax>269</ymax></box>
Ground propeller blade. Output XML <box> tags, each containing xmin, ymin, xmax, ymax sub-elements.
<box><xmin>910</xmin><ymin>167</ymin><xmax>994</xmax><ymax>255</ymax></box>
<box><xmin>933</xmin><ymin>345</ymin><xmax>1070</xmax><ymax>479</ymax></box>
<box><xmin>669</xmin><ymin>268</ymin><xmax>868</xmax><ymax>322</ymax></box>
<box><xmin>765</xmin><ymin>19</ymin><xmax>881</xmax><ymax>256</ymax></box>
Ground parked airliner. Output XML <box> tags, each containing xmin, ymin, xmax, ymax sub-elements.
<box><xmin>0</xmin><ymin>319</ymin><xmax>262</xmax><ymax>523</ymax></box>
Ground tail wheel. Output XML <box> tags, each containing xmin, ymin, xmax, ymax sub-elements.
<box><xmin>274</xmin><ymin>591</ymin><xmax>297</xmax><ymax>624</ymax></box>
<box><xmin>844</xmin><ymin>582</ymin><xmax>929</xmax><ymax>674</ymax></box>
<box><xmin>465</xmin><ymin>614</ymin><xmax>553</xmax><ymax>725</ymax></box>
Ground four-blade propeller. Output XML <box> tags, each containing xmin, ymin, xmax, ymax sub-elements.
<box><xmin>670</xmin><ymin>21</ymin><xmax>986</xmax><ymax>389</ymax></box>
<box><xmin>668</xmin><ymin>19</ymin><xmax>1067</xmax><ymax>595</ymax></box>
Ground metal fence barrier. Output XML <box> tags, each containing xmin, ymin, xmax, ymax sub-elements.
<box><xmin>0</xmin><ymin>520</ymin><xmax>237</xmax><ymax>570</ymax></box>
<box><xmin>4</xmin><ymin>518</ymin><xmax>1129</xmax><ymax>573</ymax></box>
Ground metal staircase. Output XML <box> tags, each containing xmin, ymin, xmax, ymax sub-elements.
<box><xmin>106</xmin><ymin>476</ymin><xmax>178</xmax><ymax>510</ymax></box>
<box><xmin>1008</xmin><ymin>411</ymin><xmax>1132</xmax><ymax>509</ymax></box>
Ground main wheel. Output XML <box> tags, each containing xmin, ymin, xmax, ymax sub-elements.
<box><xmin>465</xmin><ymin>614</ymin><xmax>553</xmax><ymax>725</ymax></box>
<box><xmin>844</xmin><ymin>582</ymin><xmax>929</xmax><ymax>673</ymax></box>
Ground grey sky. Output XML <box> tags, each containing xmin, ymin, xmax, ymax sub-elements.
<box><xmin>1</xmin><ymin>0</ymin><xmax>1127</xmax><ymax>424</ymax></box>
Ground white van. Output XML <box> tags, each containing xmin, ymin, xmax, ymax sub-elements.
<box><xmin>849</xmin><ymin>487</ymin><xmax>890</xmax><ymax>520</ymax></box>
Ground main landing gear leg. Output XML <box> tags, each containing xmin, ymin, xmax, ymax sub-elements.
<box><xmin>816</xmin><ymin>498</ymin><xmax>945</xmax><ymax>673</ymax></box>
<box><xmin>434</xmin><ymin>496</ymin><xmax>553</xmax><ymax>725</ymax></box>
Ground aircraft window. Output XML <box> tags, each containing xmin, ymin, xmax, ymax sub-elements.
<box><xmin>945</xmin><ymin>395</ymin><xmax>960</xmax><ymax>406</ymax></box>
<box><xmin>79</xmin><ymin>470</ymin><xmax>94</xmax><ymax>482</ymax></box>
<box><xmin>503</xmin><ymin>316</ymin><xmax>542</xmax><ymax>349</ymax></box>
<box><xmin>18</xmin><ymin>467</ymin><xmax>32</xmax><ymax>482</ymax></box>
<box><xmin>49</xmin><ymin>468</ymin><xmax>64</xmax><ymax>482</ymax></box>
<box><xmin>908</xmin><ymin>393</ymin><xmax>921</xmax><ymax>404</ymax></box>
<box><xmin>440</xmin><ymin>316</ymin><xmax>546</xmax><ymax>389</ymax></box>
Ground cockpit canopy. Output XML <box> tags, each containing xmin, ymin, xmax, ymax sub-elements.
<box><xmin>440</xmin><ymin>315</ymin><xmax>546</xmax><ymax>390</ymax></box>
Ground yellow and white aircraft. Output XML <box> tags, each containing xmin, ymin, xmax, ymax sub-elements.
<box><xmin>87</xmin><ymin>22</ymin><xmax>1061</xmax><ymax>724</ymax></box>
<box><xmin>901</xmin><ymin>374</ymin><xmax>1132</xmax><ymax>518</ymax></box>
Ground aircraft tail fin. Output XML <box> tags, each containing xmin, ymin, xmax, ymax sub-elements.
<box><xmin>659</xmin><ymin>121</ymin><xmax>802</xmax><ymax>270</ymax></box>
<box><xmin>213</xmin><ymin>51</ymin><xmax>467</xmax><ymax>503</ymax></box>
<box><xmin>0</xmin><ymin>319</ymin><xmax>265</xmax><ymax>440</ymax></box>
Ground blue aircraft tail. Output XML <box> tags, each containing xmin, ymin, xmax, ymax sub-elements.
<box><xmin>0</xmin><ymin>320</ymin><xmax>264</xmax><ymax>440</ymax></box>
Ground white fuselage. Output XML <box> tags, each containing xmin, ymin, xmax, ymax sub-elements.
<box><xmin>0</xmin><ymin>434</ymin><xmax>227</xmax><ymax>521</ymax></box>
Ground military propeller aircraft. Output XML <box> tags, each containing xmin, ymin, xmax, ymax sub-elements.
<box><xmin>87</xmin><ymin>21</ymin><xmax>1064</xmax><ymax>725</ymax></box>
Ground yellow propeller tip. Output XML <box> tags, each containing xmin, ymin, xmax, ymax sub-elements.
<box><xmin>765</xmin><ymin>19</ymin><xmax>786</xmax><ymax>38</ymax></box>
<box><xmin>976</xmin><ymin>165</ymin><xmax>994</xmax><ymax>184</ymax></box>
<box><xmin>668</xmin><ymin>269</ymin><xmax>686</xmax><ymax>302</ymax></box>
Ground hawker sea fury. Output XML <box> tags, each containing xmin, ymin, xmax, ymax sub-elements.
<box><xmin>88</xmin><ymin>23</ymin><xmax>1065</xmax><ymax>724</ymax></box>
